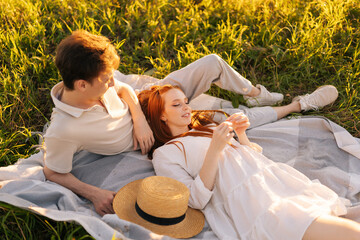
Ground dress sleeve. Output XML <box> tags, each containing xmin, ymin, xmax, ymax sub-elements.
<box><xmin>44</xmin><ymin>136</ymin><xmax>79</xmax><ymax>173</ymax></box>
<box><xmin>153</xmin><ymin>145</ymin><xmax>213</xmax><ymax>210</ymax></box>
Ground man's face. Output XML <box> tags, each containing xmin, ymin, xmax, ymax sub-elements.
<box><xmin>88</xmin><ymin>69</ymin><xmax>115</xmax><ymax>99</ymax></box>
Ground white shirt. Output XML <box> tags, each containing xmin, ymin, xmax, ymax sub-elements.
<box><xmin>44</xmin><ymin>79</ymin><xmax>134</xmax><ymax>173</ymax></box>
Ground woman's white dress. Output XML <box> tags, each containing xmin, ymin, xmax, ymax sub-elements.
<box><xmin>152</xmin><ymin>134</ymin><xmax>348</xmax><ymax>240</ymax></box>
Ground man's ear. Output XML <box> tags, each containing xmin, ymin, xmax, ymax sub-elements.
<box><xmin>74</xmin><ymin>79</ymin><xmax>88</xmax><ymax>92</ymax></box>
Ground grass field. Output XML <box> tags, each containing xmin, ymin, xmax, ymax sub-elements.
<box><xmin>1</xmin><ymin>0</ymin><xmax>359</xmax><ymax>238</ymax></box>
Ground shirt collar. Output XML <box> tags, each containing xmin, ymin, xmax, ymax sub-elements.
<box><xmin>50</xmin><ymin>82</ymin><xmax>88</xmax><ymax>118</ymax></box>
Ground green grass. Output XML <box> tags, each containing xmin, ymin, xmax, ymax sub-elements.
<box><xmin>1</xmin><ymin>0</ymin><xmax>359</xmax><ymax>238</ymax></box>
<box><xmin>0</xmin><ymin>202</ymin><xmax>93</xmax><ymax>240</ymax></box>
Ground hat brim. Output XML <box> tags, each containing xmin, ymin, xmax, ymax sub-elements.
<box><xmin>113</xmin><ymin>179</ymin><xmax>205</xmax><ymax>239</ymax></box>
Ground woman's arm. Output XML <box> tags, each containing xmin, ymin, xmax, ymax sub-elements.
<box><xmin>153</xmin><ymin>145</ymin><xmax>214</xmax><ymax>210</ymax></box>
<box><xmin>199</xmin><ymin>122</ymin><xmax>234</xmax><ymax>190</ymax></box>
<box><xmin>117</xmin><ymin>83</ymin><xmax>154</xmax><ymax>154</ymax></box>
<box><xmin>153</xmin><ymin>123</ymin><xmax>233</xmax><ymax>209</ymax></box>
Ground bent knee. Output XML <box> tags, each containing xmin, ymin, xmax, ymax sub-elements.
<box><xmin>303</xmin><ymin>215</ymin><xmax>360</xmax><ymax>240</ymax></box>
<box><xmin>203</xmin><ymin>53</ymin><xmax>221</xmax><ymax>63</ymax></box>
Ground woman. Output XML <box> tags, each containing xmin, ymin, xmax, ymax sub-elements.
<box><xmin>138</xmin><ymin>85</ymin><xmax>360</xmax><ymax>240</ymax></box>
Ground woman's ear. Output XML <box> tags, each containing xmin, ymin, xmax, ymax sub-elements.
<box><xmin>160</xmin><ymin>115</ymin><xmax>167</xmax><ymax>122</ymax></box>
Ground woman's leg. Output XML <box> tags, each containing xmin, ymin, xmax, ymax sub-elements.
<box><xmin>303</xmin><ymin>215</ymin><xmax>360</xmax><ymax>240</ymax></box>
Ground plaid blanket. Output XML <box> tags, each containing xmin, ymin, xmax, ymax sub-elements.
<box><xmin>1</xmin><ymin>109</ymin><xmax>360</xmax><ymax>239</ymax></box>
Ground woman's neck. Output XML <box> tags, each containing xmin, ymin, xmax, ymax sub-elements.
<box><xmin>170</xmin><ymin>126</ymin><xmax>190</xmax><ymax>137</ymax></box>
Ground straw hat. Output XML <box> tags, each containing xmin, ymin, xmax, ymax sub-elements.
<box><xmin>113</xmin><ymin>176</ymin><xmax>205</xmax><ymax>238</ymax></box>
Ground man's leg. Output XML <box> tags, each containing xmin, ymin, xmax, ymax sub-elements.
<box><xmin>219</xmin><ymin>101</ymin><xmax>299</xmax><ymax>128</ymax></box>
<box><xmin>191</xmin><ymin>84</ymin><xmax>337</xmax><ymax>128</ymax></box>
<box><xmin>221</xmin><ymin>106</ymin><xmax>278</xmax><ymax>129</ymax></box>
<box><xmin>141</xmin><ymin>54</ymin><xmax>282</xmax><ymax>105</ymax></box>
<box><xmin>142</xmin><ymin>54</ymin><xmax>252</xmax><ymax>100</ymax></box>
<box><xmin>241</xmin><ymin>101</ymin><xmax>301</xmax><ymax>128</ymax></box>
<box><xmin>189</xmin><ymin>94</ymin><xmax>279</xmax><ymax>128</ymax></box>
<box><xmin>271</xmin><ymin>84</ymin><xmax>339</xmax><ymax>120</ymax></box>
<box><xmin>272</xmin><ymin>101</ymin><xmax>301</xmax><ymax>119</ymax></box>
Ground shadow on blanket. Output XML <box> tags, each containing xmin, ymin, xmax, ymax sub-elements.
<box><xmin>1</xmin><ymin>116</ymin><xmax>360</xmax><ymax>240</ymax></box>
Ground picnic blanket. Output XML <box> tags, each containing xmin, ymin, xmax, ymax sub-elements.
<box><xmin>1</xmin><ymin>95</ymin><xmax>360</xmax><ymax>239</ymax></box>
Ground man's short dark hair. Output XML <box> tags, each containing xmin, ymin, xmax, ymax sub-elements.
<box><xmin>55</xmin><ymin>30</ymin><xmax>120</xmax><ymax>90</ymax></box>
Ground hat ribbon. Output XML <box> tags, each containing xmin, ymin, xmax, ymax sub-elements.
<box><xmin>135</xmin><ymin>202</ymin><xmax>186</xmax><ymax>226</ymax></box>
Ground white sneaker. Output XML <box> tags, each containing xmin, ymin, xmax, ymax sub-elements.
<box><xmin>293</xmin><ymin>85</ymin><xmax>338</xmax><ymax>111</ymax></box>
<box><xmin>244</xmin><ymin>84</ymin><xmax>284</xmax><ymax>107</ymax></box>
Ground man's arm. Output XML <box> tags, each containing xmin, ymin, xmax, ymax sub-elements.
<box><xmin>43</xmin><ymin>166</ymin><xmax>116</xmax><ymax>216</ymax></box>
<box><xmin>117</xmin><ymin>83</ymin><xmax>154</xmax><ymax>154</ymax></box>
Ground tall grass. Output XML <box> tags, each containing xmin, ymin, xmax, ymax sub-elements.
<box><xmin>1</xmin><ymin>0</ymin><xmax>359</xmax><ymax>238</ymax></box>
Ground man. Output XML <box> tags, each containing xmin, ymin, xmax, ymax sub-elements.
<box><xmin>43</xmin><ymin>30</ymin><xmax>338</xmax><ymax>216</ymax></box>
<box><xmin>43</xmin><ymin>30</ymin><xmax>155</xmax><ymax>216</ymax></box>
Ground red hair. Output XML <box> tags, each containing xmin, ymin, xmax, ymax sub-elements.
<box><xmin>138</xmin><ymin>85</ymin><xmax>228</xmax><ymax>159</ymax></box>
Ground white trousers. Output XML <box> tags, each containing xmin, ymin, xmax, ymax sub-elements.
<box><xmin>115</xmin><ymin>54</ymin><xmax>277</xmax><ymax>128</ymax></box>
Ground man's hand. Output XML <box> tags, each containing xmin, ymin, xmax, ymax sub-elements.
<box><xmin>43</xmin><ymin>166</ymin><xmax>117</xmax><ymax>217</ymax></box>
<box><xmin>90</xmin><ymin>188</ymin><xmax>117</xmax><ymax>216</ymax></box>
<box><xmin>133</xmin><ymin>117</ymin><xmax>155</xmax><ymax>154</ymax></box>
<box><xmin>116</xmin><ymin>83</ymin><xmax>155</xmax><ymax>154</ymax></box>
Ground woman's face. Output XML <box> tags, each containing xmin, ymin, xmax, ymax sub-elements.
<box><xmin>161</xmin><ymin>88</ymin><xmax>192</xmax><ymax>136</ymax></box>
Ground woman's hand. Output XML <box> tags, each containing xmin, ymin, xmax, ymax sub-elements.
<box><xmin>226</xmin><ymin>112</ymin><xmax>250</xmax><ymax>136</ymax></box>
<box><xmin>133</xmin><ymin>117</ymin><xmax>155</xmax><ymax>154</ymax></box>
<box><xmin>200</xmin><ymin>122</ymin><xmax>234</xmax><ymax>191</ymax></box>
<box><xmin>210</xmin><ymin>122</ymin><xmax>234</xmax><ymax>152</ymax></box>
<box><xmin>226</xmin><ymin>112</ymin><xmax>253</xmax><ymax>147</ymax></box>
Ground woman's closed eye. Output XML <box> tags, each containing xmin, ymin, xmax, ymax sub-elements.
<box><xmin>172</xmin><ymin>102</ymin><xmax>188</xmax><ymax>107</ymax></box>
